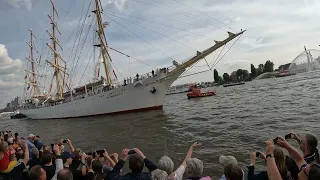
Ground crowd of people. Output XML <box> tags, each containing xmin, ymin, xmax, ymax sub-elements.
<box><xmin>0</xmin><ymin>131</ymin><xmax>319</xmax><ymax>180</ymax></box>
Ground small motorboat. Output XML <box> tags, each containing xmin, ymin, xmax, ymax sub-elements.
<box><xmin>187</xmin><ymin>86</ymin><xmax>216</xmax><ymax>99</ymax></box>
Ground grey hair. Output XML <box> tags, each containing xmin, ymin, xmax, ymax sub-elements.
<box><xmin>186</xmin><ymin>158</ymin><xmax>203</xmax><ymax>177</ymax></box>
<box><xmin>31</xmin><ymin>148</ymin><xmax>39</xmax><ymax>157</ymax></box>
<box><xmin>151</xmin><ymin>169</ymin><xmax>168</xmax><ymax>180</ymax></box>
<box><xmin>157</xmin><ymin>155</ymin><xmax>174</xmax><ymax>174</ymax></box>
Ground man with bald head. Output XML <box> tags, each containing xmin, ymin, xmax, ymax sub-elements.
<box><xmin>57</xmin><ymin>169</ymin><xmax>73</xmax><ymax>180</ymax></box>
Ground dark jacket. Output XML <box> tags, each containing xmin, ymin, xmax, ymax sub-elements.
<box><xmin>106</xmin><ymin>158</ymin><xmax>157</xmax><ymax>180</ymax></box>
<box><xmin>286</xmin><ymin>153</ymin><xmax>315</xmax><ymax>180</ymax></box>
<box><xmin>248</xmin><ymin>166</ymin><xmax>268</xmax><ymax>180</ymax></box>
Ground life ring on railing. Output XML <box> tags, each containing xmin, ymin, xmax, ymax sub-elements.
<box><xmin>150</xmin><ymin>87</ymin><xmax>156</xmax><ymax>94</ymax></box>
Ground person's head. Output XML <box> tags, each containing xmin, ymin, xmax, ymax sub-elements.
<box><xmin>186</xmin><ymin>158</ymin><xmax>204</xmax><ymax>177</ymax></box>
<box><xmin>34</xmin><ymin>135</ymin><xmax>40</xmax><ymax>142</ymax></box>
<box><xmin>0</xmin><ymin>141</ymin><xmax>8</xmax><ymax>159</ymax></box>
<box><xmin>31</xmin><ymin>148</ymin><xmax>40</xmax><ymax>158</ymax></box>
<box><xmin>158</xmin><ymin>155</ymin><xmax>174</xmax><ymax>174</ymax></box>
<box><xmin>15</xmin><ymin>146</ymin><xmax>24</xmax><ymax>156</ymax></box>
<box><xmin>219</xmin><ymin>155</ymin><xmax>238</xmax><ymax>167</ymax></box>
<box><xmin>7</xmin><ymin>138</ymin><xmax>14</xmax><ymax>146</ymax></box>
<box><xmin>92</xmin><ymin>159</ymin><xmax>103</xmax><ymax>173</ymax></box>
<box><xmin>29</xmin><ymin>165</ymin><xmax>47</xmax><ymax>180</ymax></box>
<box><xmin>298</xmin><ymin>163</ymin><xmax>320</xmax><ymax>180</ymax></box>
<box><xmin>151</xmin><ymin>169</ymin><xmax>168</xmax><ymax>180</ymax></box>
<box><xmin>300</xmin><ymin>134</ymin><xmax>318</xmax><ymax>155</ymax></box>
<box><xmin>57</xmin><ymin>169</ymin><xmax>73</xmax><ymax>180</ymax></box>
<box><xmin>86</xmin><ymin>157</ymin><xmax>93</xmax><ymax>169</ymax></box>
<box><xmin>28</xmin><ymin>134</ymin><xmax>35</xmax><ymax>142</ymax></box>
<box><xmin>61</xmin><ymin>151</ymin><xmax>74</xmax><ymax>165</ymax></box>
<box><xmin>224</xmin><ymin>164</ymin><xmax>243</xmax><ymax>180</ymax></box>
<box><xmin>274</xmin><ymin>148</ymin><xmax>288</xmax><ymax>177</ymax></box>
<box><xmin>42</xmin><ymin>150</ymin><xmax>52</xmax><ymax>164</ymax></box>
<box><xmin>129</xmin><ymin>154</ymin><xmax>144</xmax><ymax>173</ymax></box>
<box><xmin>74</xmin><ymin>148</ymin><xmax>82</xmax><ymax>160</ymax></box>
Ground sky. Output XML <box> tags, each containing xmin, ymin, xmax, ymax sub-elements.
<box><xmin>0</xmin><ymin>0</ymin><xmax>320</xmax><ymax>107</ymax></box>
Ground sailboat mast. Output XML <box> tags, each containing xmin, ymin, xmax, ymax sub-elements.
<box><xmin>47</xmin><ymin>0</ymin><xmax>65</xmax><ymax>98</ymax></box>
<box><xmin>93</xmin><ymin>0</ymin><xmax>112</xmax><ymax>85</ymax></box>
<box><xmin>26</xmin><ymin>29</ymin><xmax>40</xmax><ymax>96</ymax></box>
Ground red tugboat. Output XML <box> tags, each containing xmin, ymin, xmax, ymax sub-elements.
<box><xmin>187</xmin><ymin>85</ymin><xmax>216</xmax><ymax>99</ymax></box>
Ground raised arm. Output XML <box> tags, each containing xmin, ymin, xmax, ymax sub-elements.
<box><xmin>265</xmin><ymin>140</ymin><xmax>283</xmax><ymax>180</ymax></box>
<box><xmin>134</xmin><ymin>148</ymin><xmax>158</xmax><ymax>172</ymax></box>
<box><xmin>277</xmin><ymin>136</ymin><xmax>306</xmax><ymax>169</ymax></box>
<box><xmin>104</xmin><ymin>149</ymin><xmax>116</xmax><ymax>168</ymax></box>
<box><xmin>181</xmin><ymin>142</ymin><xmax>201</xmax><ymax>168</ymax></box>
<box><xmin>66</xmin><ymin>139</ymin><xmax>75</xmax><ymax>153</ymax></box>
<box><xmin>108</xmin><ymin>149</ymin><xmax>129</xmax><ymax>179</ymax></box>
<box><xmin>22</xmin><ymin>141</ymin><xmax>30</xmax><ymax>166</ymax></box>
<box><xmin>52</xmin><ymin>145</ymin><xmax>63</xmax><ymax>180</ymax></box>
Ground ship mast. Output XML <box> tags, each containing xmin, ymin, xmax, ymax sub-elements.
<box><xmin>25</xmin><ymin>29</ymin><xmax>40</xmax><ymax>97</ymax></box>
<box><xmin>93</xmin><ymin>0</ymin><xmax>113</xmax><ymax>86</ymax></box>
<box><xmin>46</xmin><ymin>0</ymin><xmax>67</xmax><ymax>99</ymax></box>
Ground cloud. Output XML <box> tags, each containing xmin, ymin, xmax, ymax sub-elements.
<box><xmin>103</xmin><ymin>0</ymin><xmax>127</xmax><ymax>11</ymax></box>
<box><xmin>7</xmin><ymin>0</ymin><xmax>33</xmax><ymax>10</ymax></box>
<box><xmin>0</xmin><ymin>44</ymin><xmax>23</xmax><ymax>88</ymax></box>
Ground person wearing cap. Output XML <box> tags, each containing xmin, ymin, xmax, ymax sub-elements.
<box><xmin>34</xmin><ymin>135</ymin><xmax>44</xmax><ymax>150</ymax></box>
<box><xmin>62</xmin><ymin>151</ymin><xmax>75</xmax><ymax>169</ymax></box>
<box><xmin>219</xmin><ymin>155</ymin><xmax>245</xmax><ymax>180</ymax></box>
<box><xmin>26</xmin><ymin>134</ymin><xmax>36</xmax><ymax>158</ymax></box>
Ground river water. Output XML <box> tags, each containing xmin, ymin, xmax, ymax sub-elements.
<box><xmin>1</xmin><ymin>71</ymin><xmax>320</xmax><ymax>178</ymax></box>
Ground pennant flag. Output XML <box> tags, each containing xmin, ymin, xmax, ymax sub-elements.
<box><xmin>24</xmin><ymin>75</ymin><xmax>27</xmax><ymax>79</ymax></box>
<box><xmin>27</xmin><ymin>85</ymin><xmax>30</xmax><ymax>90</ymax></box>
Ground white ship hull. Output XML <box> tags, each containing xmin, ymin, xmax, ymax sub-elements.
<box><xmin>20</xmin><ymin>71</ymin><xmax>184</xmax><ymax>119</ymax></box>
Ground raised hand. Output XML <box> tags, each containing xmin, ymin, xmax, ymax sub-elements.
<box><xmin>265</xmin><ymin>139</ymin><xmax>274</xmax><ymax>155</ymax></box>
<box><xmin>120</xmin><ymin>149</ymin><xmax>130</xmax><ymax>161</ymax></box>
<box><xmin>103</xmin><ymin>149</ymin><xmax>109</xmax><ymax>158</ymax></box>
<box><xmin>259</xmin><ymin>152</ymin><xmax>267</xmax><ymax>160</ymax></box>
<box><xmin>134</xmin><ymin>148</ymin><xmax>146</xmax><ymax>159</ymax></box>
<box><xmin>191</xmin><ymin>142</ymin><xmax>202</xmax><ymax>148</ymax></box>
<box><xmin>67</xmin><ymin>139</ymin><xmax>72</xmax><ymax>145</ymax></box>
<box><xmin>277</xmin><ymin>136</ymin><xmax>290</xmax><ymax>148</ymax></box>
<box><xmin>112</xmin><ymin>153</ymin><xmax>119</xmax><ymax>162</ymax></box>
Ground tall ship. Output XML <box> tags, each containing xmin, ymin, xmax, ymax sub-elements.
<box><xmin>20</xmin><ymin>0</ymin><xmax>245</xmax><ymax>119</ymax></box>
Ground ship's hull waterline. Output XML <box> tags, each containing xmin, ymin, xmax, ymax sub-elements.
<box><xmin>20</xmin><ymin>71</ymin><xmax>184</xmax><ymax>120</ymax></box>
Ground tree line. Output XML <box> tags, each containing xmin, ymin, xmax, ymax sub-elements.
<box><xmin>214</xmin><ymin>60</ymin><xmax>274</xmax><ymax>84</ymax></box>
